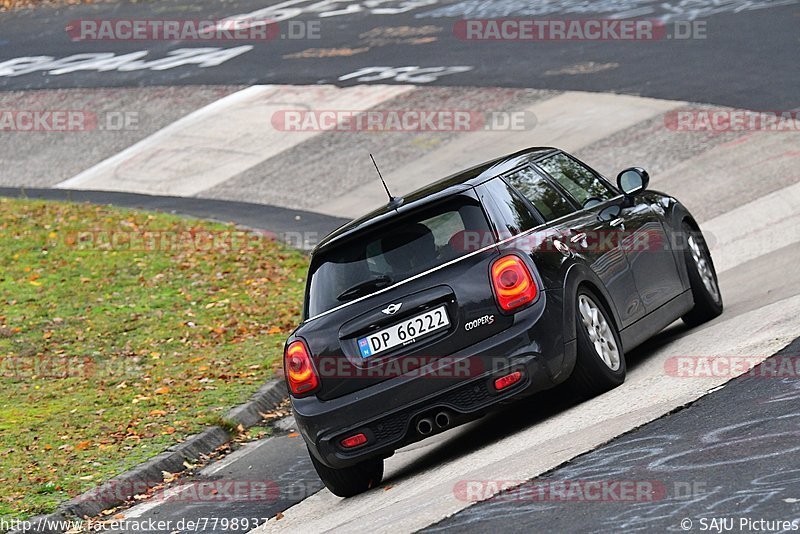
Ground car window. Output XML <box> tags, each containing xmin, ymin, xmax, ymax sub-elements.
<box><xmin>362</xmin><ymin>209</ymin><xmax>466</xmax><ymax>273</ymax></box>
<box><xmin>504</xmin><ymin>166</ymin><xmax>574</xmax><ymax>221</ymax></box>
<box><xmin>306</xmin><ymin>196</ymin><xmax>491</xmax><ymax>317</ymax></box>
<box><xmin>480</xmin><ymin>178</ymin><xmax>540</xmax><ymax>239</ymax></box>
<box><xmin>537</xmin><ymin>153</ymin><xmax>616</xmax><ymax>208</ymax></box>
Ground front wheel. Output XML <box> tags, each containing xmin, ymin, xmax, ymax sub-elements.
<box><xmin>681</xmin><ymin>223</ymin><xmax>723</xmax><ymax>327</ymax></box>
<box><xmin>566</xmin><ymin>289</ymin><xmax>626</xmax><ymax>397</ymax></box>
<box><xmin>309</xmin><ymin>450</ymin><xmax>384</xmax><ymax>498</ymax></box>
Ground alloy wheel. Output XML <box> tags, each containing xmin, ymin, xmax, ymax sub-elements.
<box><xmin>578</xmin><ymin>294</ymin><xmax>621</xmax><ymax>371</ymax></box>
<box><xmin>688</xmin><ymin>234</ymin><xmax>721</xmax><ymax>303</ymax></box>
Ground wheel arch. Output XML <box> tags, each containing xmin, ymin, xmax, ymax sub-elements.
<box><xmin>663</xmin><ymin>199</ymin><xmax>699</xmax><ymax>291</ymax></box>
<box><xmin>682</xmin><ymin>214</ymin><xmax>701</xmax><ymax>232</ymax></box>
<box><xmin>676</xmin><ymin>214</ymin><xmax>703</xmax><ymax>290</ymax></box>
<box><xmin>561</xmin><ymin>262</ymin><xmax>623</xmax><ymax>343</ymax></box>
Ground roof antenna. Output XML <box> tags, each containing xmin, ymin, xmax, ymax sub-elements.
<box><xmin>370</xmin><ymin>153</ymin><xmax>402</xmax><ymax>208</ymax></box>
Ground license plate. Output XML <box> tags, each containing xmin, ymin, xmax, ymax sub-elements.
<box><xmin>358</xmin><ymin>305</ymin><xmax>450</xmax><ymax>359</ymax></box>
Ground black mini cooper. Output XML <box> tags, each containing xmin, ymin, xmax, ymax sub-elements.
<box><xmin>284</xmin><ymin>147</ymin><xmax>722</xmax><ymax>497</ymax></box>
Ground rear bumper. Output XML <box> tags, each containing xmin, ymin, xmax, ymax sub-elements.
<box><xmin>291</xmin><ymin>289</ymin><xmax>573</xmax><ymax>469</ymax></box>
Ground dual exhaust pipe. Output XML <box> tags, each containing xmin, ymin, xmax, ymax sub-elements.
<box><xmin>416</xmin><ymin>412</ymin><xmax>450</xmax><ymax>435</ymax></box>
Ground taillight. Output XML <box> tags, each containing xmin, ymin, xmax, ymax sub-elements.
<box><xmin>284</xmin><ymin>339</ymin><xmax>319</xmax><ymax>395</ymax></box>
<box><xmin>490</xmin><ymin>254</ymin><xmax>537</xmax><ymax>312</ymax></box>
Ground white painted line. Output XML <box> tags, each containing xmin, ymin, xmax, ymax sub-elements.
<box><xmin>319</xmin><ymin>91</ymin><xmax>685</xmax><ymax>218</ymax></box>
<box><xmin>706</xmin><ymin>180</ymin><xmax>800</xmax><ymax>274</ymax></box>
<box><xmin>648</xmin><ymin>130</ymin><xmax>800</xmax><ymax>271</ymax></box>
<box><xmin>120</xmin><ymin>436</ymin><xmax>279</xmax><ymax>519</ymax></box>
<box><xmin>56</xmin><ymin>84</ymin><xmax>413</xmax><ymax>196</ymax></box>
<box><xmin>201</xmin><ymin>437</ymin><xmax>277</xmax><ymax>476</ymax></box>
<box><xmin>57</xmin><ymin>85</ymin><xmax>271</xmax><ymax>191</ymax></box>
<box><xmin>122</xmin><ymin>484</ymin><xmax>187</xmax><ymax>519</ymax></box>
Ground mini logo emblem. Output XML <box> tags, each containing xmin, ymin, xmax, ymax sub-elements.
<box><xmin>382</xmin><ymin>303</ymin><xmax>402</xmax><ymax>315</ymax></box>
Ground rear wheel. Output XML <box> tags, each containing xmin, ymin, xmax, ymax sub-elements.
<box><xmin>309</xmin><ymin>450</ymin><xmax>384</xmax><ymax>498</ymax></box>
<box><xmin>681</xmin><ymin>223</ymin><xmax>723</xmax><ymax>327</ymax></box>
<box><xmin>567</xmin><ymin>289</ymin><xmax>626</xmax><ymax>397</ymax></box>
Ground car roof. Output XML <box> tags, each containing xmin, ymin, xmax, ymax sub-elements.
<box><xmin>314</xmin><ymin>146</ymin><xmax>558</xmax><ymax>253</ymax></box>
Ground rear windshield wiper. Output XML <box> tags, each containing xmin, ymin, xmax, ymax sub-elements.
<box><xmin>337</xmin><ymin>275</ymin><xmax>393</xmax><ymax>301</ymax></box>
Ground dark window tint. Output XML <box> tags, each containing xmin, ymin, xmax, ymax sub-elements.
<box><xmin>537</xmin><ymin>153</ymin><xmax>615</xmax><ymax>208</ymax></box>
<box><xmin>504</xmin><ymin>166</ymin><xmax>574</xmax><ymax>221</ymax></box>
<box><xmin>306</xmin><ymin>196</ymin><xmax>491</xmax><ymax>317</ymax></box>
<box><xmin>480</xmin><ymin>178</ymin><xmax>540</xmax><ymax>239</ymax></box>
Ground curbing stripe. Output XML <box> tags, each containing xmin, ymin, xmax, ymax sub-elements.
<box><xmin>54</xmin><ymin>84</ymin><xmax>413</xmax><ymax>197</ymax></box>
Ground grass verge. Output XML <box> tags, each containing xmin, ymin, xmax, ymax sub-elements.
<box><xmin>0</xmin><ymin>198</ymin><xmax>308</xmax><ymax>519</ymax></box>
<box><xmin>1</xmin><ymin>0</ymin><xmax>102</xmax><ymax>12</ymax></box>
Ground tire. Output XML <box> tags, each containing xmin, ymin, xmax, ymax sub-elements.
<box><xmin>309</xmin><ymin>449</ymin><xmax>384</xmax><ymax>498</ymax></box>
<box><xmin>566</xmin><ymin>289</ymin><xmax>626</xmax><ymax>397</ymax></box>
<box><xmin>681</xmin><ymin>223</ymin><xmax>723</xmax><ymax>327</ymax></box>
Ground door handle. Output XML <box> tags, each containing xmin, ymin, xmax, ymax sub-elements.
<box><xmin>570</xmin><ymin>232</ymin><xmax>587</xmax><ymax>244</ymax></box>
<box><xmin>610</xmin><ymin>217</ymin><xmax>625</xmax><ymax>228</ymax></box>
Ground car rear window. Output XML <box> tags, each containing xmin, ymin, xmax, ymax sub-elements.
<box><xmin>306</xmin><ymin>194</ymin><xmax>491</xmax><ymax>317</ymax></box>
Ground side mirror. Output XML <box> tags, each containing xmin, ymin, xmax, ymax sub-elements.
<box><xmin>616</xmin><ymin>167</ymin><xmax>649</xmax><ymax>197</ymax></box>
